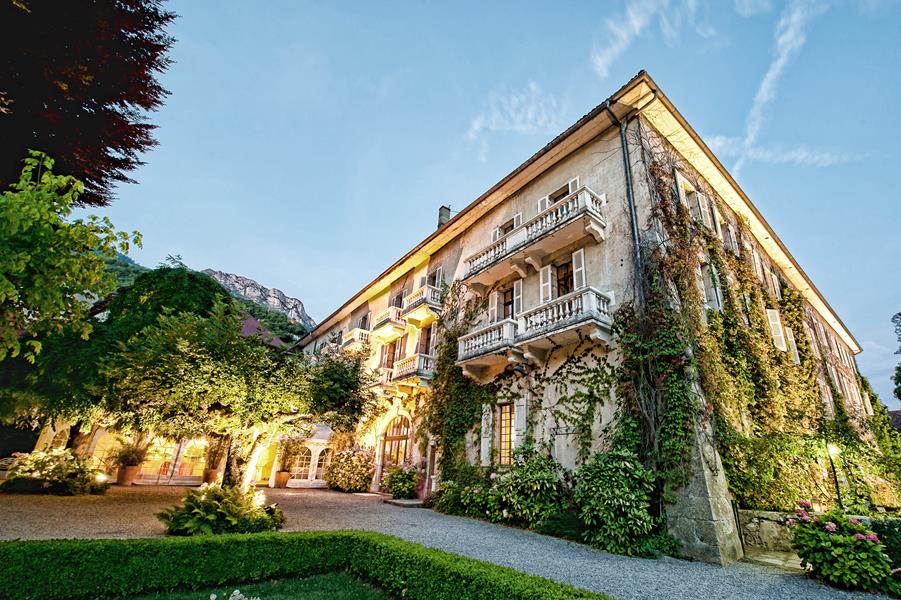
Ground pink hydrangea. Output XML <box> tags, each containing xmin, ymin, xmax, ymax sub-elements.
<box><xmin>854</xmin><ymin>533</ymin><xmax>868</xmax><ymax>541</ymax></box>
<box><xmin>786</xmin><ymin>518</ymin><xmax>797</xmax><ymax>527</ymax></box>
<box><xmin>796</xmin><ymin>509</ymin><xmax>811</xmax><ymax>522</ymax></box>
<box><xmin>867</xmin><ymin>534</ymin><xmax>880</xmax><ymax>543</ymax></box>
<box><xmin>824</xmin><ymin>522</ymin><xmax>837</xmax><ymax>533</ymax></box>
<box><xmin>798</xmin><ymin>500</ymin><xmax>812</xmax><ymax>509</ymax></box>
<box><xmin>849</xmin><ymin>517</ymin><xmax>861</xmax><ymax>525</ymax></box>
<box><xmin>489</xmin><ymin>472</ymin><xmax>497</xmax><ymax>480</ymax></box>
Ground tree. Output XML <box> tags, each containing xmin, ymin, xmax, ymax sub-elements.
<box><xmin>0</xmin><ymin>0</ymin><xmax>176</xmax><ymax>206</ymax></box>
<box><xmin>0</xmin><ymin>151</ymin><xmax>140</xmax><ymax>362</ymax></box>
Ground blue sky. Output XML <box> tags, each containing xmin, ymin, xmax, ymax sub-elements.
<box><xmin>93</xmin><ymin>0</ymin><xmax>901</xmax><ymax>405</ymax></box>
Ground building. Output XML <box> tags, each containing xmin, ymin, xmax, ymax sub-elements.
<box><xmin>298</xmin><ymin>71</ymin><xmax>873</xmax><ymax>563</ymax></box>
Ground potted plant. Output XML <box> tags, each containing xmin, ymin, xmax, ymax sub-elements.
<box><xmin>203</xmin><ymin>435</ymin><xmax>228</xmax><ymax>484</ymax></box>
<box><xmin>111</xmin><ymin>442</ymin><xmax>147</xmax><ymax>486</ymax></box>
<box><xmin>275</xmin><ymin>438</ymin><xmax>300</xmax><ymax>488</ymax></box>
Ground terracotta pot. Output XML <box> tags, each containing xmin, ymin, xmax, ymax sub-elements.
<box><xmin>202</xmin><ymin>469</ymin><xmax>221</xmax><ymax>484</ymax></box>
<box><xmin>116</xmin><ymin>465</ymin><xmax>140</xmax><ymax>486</ymax></box>
<box><xmin>275</xmin><ymin>471</ymin><xmax>291</xmax><ymax>488</ymax></box>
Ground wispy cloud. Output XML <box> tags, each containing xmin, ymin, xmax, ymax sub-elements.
<box><xmin>734</xmin><ymin>0</ymin><xmax>772</xmax><ymax>17</ymax></box>
<box><xmin>733</xmin><ymin>0</ymin><xmax>828</xmax><ymax>176</ymax></box>
<box><xmin>706</xmin><ymin>134</ymin><xmax>858</xmax><ymax>168</ymax></box>
<box><xmin>466</xmin><ymin>81</ymin><xmax>566</xmax><ymax>162</ymax></box>
<box><xmin>591</xmin><ymin>0</ymin><xmax>716</xmax><ymax>79</ymax></box>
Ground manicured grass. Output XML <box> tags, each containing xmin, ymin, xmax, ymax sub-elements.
<box><xmin>133</xmin><ymin>572</ymin><xmax>385</xmax><ymax>600</ymax></box>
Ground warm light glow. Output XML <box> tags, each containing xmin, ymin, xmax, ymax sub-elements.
<box><xmin>95</xmin><ymin>473</ymin><xmax>109</xmax><ymax>483</ymax></box>
<box><xmin>253</xmin><ymin>490</ymin><xmax>266</xmax><ymax>509</ymax></box>
<box><xmin>827</xmin><ymin>443</ymin><xmax>841</xmax><ymax>458</ymax></box>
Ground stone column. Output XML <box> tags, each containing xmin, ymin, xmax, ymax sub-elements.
<box><xmin>665</xmin><ymin>420</ymin><xmax>744</xmax><ymax>564</ymax></box>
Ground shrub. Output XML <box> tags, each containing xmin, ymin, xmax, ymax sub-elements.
<box><xmin>156</xmin><ymin>484</ymin><xmax>285</xmax><ymax>535</ymax></box>
<box><xmin>871</xmin><ymin>518</ymin><xmax>901</xmax><ymax>566</ymax></box>
<box><xmin>0</xmin><ymin>532</ymin><xmax>606</xmax><ymax>600</ymax></box>
<box><xmin>494</xmin><ymin>447</ymin><xmax>565</xmax><ymax>528</ymax></box>
<box><xmin>325</xmin><ymin>447</ymin><xmax>374</xmax><ymax>493</ymax></box>
<box><xmin>111</xmin><ymin>442</ymin><xmax>147</xmax><ymax>467</ymax></box>
<box><xmin>790</xmin><ymin>501</ymin><xmax>897</xmax><ymax>594</ymax></box>
<box><xmin>0</xmin><ymin>448</ymin><xmax>108</xmax><ymax>495</ymax></box>
<box><xmin>573</xmin><ymin>449</ymin><xmax>660</xmax><ymax>556</ymax></box>
<box><xmin>383</xmin><ymin>463</ymin><xmax>418</xmax><ymax>499</ymax></box>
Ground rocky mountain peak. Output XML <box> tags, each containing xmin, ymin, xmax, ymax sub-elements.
<box><xmin>202</xmin><ymin>269</ymin><xmax>316</xmax><ymax>330</ymax></box>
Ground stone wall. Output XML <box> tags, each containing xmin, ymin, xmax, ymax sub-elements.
<box><xmin>738</xmin><ymin>510</ymin><xmax>793</xmax><ymax>552</ymax></box>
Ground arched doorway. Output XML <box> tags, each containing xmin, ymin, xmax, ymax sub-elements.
<box><xmin>315</xmin><ymin>448</ymin><xmax>332</xmax><ymax>479</ymax></box>
<box><xmin>289</xmin><ymin>446</ymin><xmax>312</xmax><ymax>483</ymax></box>
<box><xmin>382</xmin><ymin>416</ymin><xmax>411</xmax><ymax>467</ymax></box>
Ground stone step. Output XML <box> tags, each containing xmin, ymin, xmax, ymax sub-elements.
<box><xmin>743</xmin><ymin>548</ymin><xmax>804</xmax><ymax>572</ymax></box>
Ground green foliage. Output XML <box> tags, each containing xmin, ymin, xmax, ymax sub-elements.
<box><xmin>156</xmin><ymin>485</ymin><xmax>285</xmax><ymax>536</ymax></box>
<box><xmin>103</xmin><ymin>252</ymin><xmax>149</xmax><ymax>288</ymax></box>
<box><xmin>791</xmin><ymin>503</ymin><xmax>897</xmax><ymax>595</ymax></box>
<box><xmin>0</xmin><ymin>448</ymin><xmax>107</xmax><ymax>495</ymax></box>
<box><xmin>236</xmin><ymin>298</ymin><xmax>307</xmax><ymax>343</ymax></box>
<box><xmin>0</xmin><ymin>531</ymin><xmax>606</xmax><ymax>600</ymax></box>
<box><xmin>110</xmin><ymin>442</ymin><xmax>148</xmax><ymax>467</ymax></box>
<box><xmin>572</xmin><ymin>449</ymin><xmax>664</xmax><ymax>557</ymax></box>
<box><xmin>383</xmin><ymin>463</ymin><xmax>418</xmax><ymax>499</ymax></box>
<box><xmin>325</xmin><ymin>447</ymin><xmax>375</xmax><ymax>493</ymax></box>
<box><xmin>0</xmin><ymin>151</ymin><xmax>140</xmax><ymax>362</ymax></box>
<box><xmin>871</xmin><ymin>518</ymin><xmax>901</xmax><ymax>566</ymax></box>
<box><xmin>132</xmin><ymin>573</ymin><xmax>385</xmax><ymax>600</ymax></box>
<box><xmin>309</xmin><ymin>348</ymin><xmax>378</xmax><ymax>432</ymax></box>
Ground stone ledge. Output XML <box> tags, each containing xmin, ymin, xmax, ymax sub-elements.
<box><xmin>383</xmin><ymin>498</ymin><xmax>424</xmax><ymax>508</ymax></box>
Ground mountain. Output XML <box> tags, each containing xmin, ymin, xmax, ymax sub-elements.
<box><xmin>202</xmin><ymin>269</ymin><xmax>316</xmax><ymax>331</ymax></box>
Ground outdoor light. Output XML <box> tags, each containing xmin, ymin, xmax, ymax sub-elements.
<box><xmin>827</xmin><ymin>443</ymin><xmax>841</xmax><ymax>458</ymax></box>
<box><xmin>95</xmin><ymin>473</ymin><xmax>109</xmax><ymax>483</ymax></box>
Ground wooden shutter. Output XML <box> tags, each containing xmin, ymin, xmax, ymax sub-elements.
<box><xmin>512</xmin><ymin>278</ymin><xmax>522</xmax><ymax>317</ymax></box>
<box><xmin>480</xmin><ymin>404</ymin><xmax>493</xmax><ymax>467</ymax></box>
<box><xmin>785</xmin><ymin>327</ymin><xmax>801</xmax><ymax>365</ymax></box>
<box><xmin>711</xmin><ymin>203</ymin><xmax>723</xmax><ymax>239</ymax></box>
<box><xmin>395</xmin><ymin>335</ymin><xmax>406</xmax><ymax>361</ymax></box>
<box><xmin>537</xmin><ymin>195</ymin><xmax>549</xmax><ymax>212</ymax></box>
<box><xmin>700</xmin><ymin>196</ymin><xmax>714</xmax><ymax>228</ymax></box>
<box><xmin>539</xmin><ymin>265</ymin><xmax>553</xmax><ymax>304</ymax></box>
<box><xmin>766</xmin><ymin>309</ymin><xmax>787</xmax><ymax>351</ymax></box>
<box><xmin>567</xmin><ymin>177</ymin><xmax>580</xmax><ymax>194</ymax></box>
<box><xmin>428</xmin><ymin>322</ymin><xmax>437</xmax><ymax>355</ymax></box>
<box><xmin>771</xmin><ymin>271</ymin><xmax>782</xmax><ymax>299</ymax></box>
<box><xmin>379</xmin><ymin>345</ymin><xmax>388</xmax><ymax>367</ymax></box>
<box><xmin>513</xmin><ymin>212</ymin><xmax>522</xmax><ymax>228</ymax></box>
<box><xmin>488</xmin><ymin>290</ymin><xmax>499</xmax><ymax>323</ymax></box>
<box><xmin>513</xmin><ymin>394</ymin><xmax>527</xmax><ymax>448</ymax></box>
<box><xmin>572</xmin><ymin>248</ymin><xmax>586</xmax><ymax>290</ymax></box>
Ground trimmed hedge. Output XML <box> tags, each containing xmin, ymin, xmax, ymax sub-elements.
<box><xmin>0</xmin><ymin>531</ymin><xmax>605</xmax><ymax>600</ymax></box>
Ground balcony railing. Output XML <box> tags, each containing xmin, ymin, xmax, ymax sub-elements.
<box><xmin>518</xmin><ymin>287</ymin><xmax>612</xmax><ymax>341</ymax></box>
<box><xmin>378</xmin><ymin>367</ymin><xmax>393</xmax><ymax>387</ymax></box>
<box><xmin>463</xmin><ymin>186</ymin><xmax>606</xmax><ymax>278</ymax></box>
<box><xmin>391</xmin><ymin>353</ymin><xmax>435</xmax><ymax>381</ymax></box>
<box><xmin>402</xmin><ymin>284</ymin><xmax>442</xmax><ymax>314</ymax></box>
<box><xmin>458</xmin><ymin>319</ymin><xmax>517</xmax><ymax>361</ymax></box>
<box><xmin>341</xmin><ymin>328</ymin><xmax>370</xmax><ymax>348</ymax></box>
<box><xmin>373</xmin><ymin>306</ymin><xmax>403</xmax><ymax>330</ymax></box>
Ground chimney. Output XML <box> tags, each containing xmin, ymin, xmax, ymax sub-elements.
<box><xmin>437</xmin><ymin>205</ymin><xmax>451</xmax><ymax>229</ymax></box>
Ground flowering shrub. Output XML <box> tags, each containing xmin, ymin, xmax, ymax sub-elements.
<box><xmin>790</xmin><ymin>501</ymin><xmax>898</xmax><ymax>594</ymax></box>
<box><xmin>0</xmin><ymin>448</ymin><xmax>108</xmax><ymax>495</ymax></box>
<box><xmin>871</xmin><ymin>518</ymin><xmax>901</xmax><ymax>566</ymax></box>
<box><xmin>573</xmin><ymin>449</ymin><xmax>671</xmax><ymax>557</ymax></box>
<box><xmin>383</xmin><ymin>463</ymin><xmax>418</xmax><ymax>499</ymax></box>
<box><xmin>156</xmin><ymin>484</ymin><xmax>285</xmax><ymax>535</ymax></box>
<box><xmin>324</xmin><ymin>447</ymin><xmax>374</xmax><ymax>493</ymax></box>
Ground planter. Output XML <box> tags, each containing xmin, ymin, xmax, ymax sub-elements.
<box><xmin>275</xmin><ymin>471</ymin><xmax>291</xmax><ymax>488</ymax></box>
<box><xmin>202</xmin><ymin>469</ymin><xmax>221</xmax><ymax>484</ymax></box>
<box><xmin>116</xmin><ymin>465</ymin><xmax>140</xmax><ymax>486</ymax></box>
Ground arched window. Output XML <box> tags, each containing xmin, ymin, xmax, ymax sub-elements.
<box><xmin>315</xmin><ymin>448</ymin><xmax>332</xmax><ymax>479</ymax></box>
<box><xmin>290</xmin><ymin>447</ymin><xmax>312</xmax><ymax>480</ymax></box>
<box><xmin>383</xmin><ymin>416</ymin><xmax>411</xmax><ymax>467</ymax></box>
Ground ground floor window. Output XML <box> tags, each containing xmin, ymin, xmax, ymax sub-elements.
<box><xmin>315</xmin><ymin>448</ymin><xmax>332</xmax><ymax>479</ymax></box>
<box><xmin>497</xmin><ymin>403</ymin><xmax>513</xmax><ymax>465</ymax></box>
<box><xmin>290</xmin><ymin>446</ymin><xmax>312</xmax><ymax>480</ymax></box>
<box><xmin>383</xmin><ymin>416</ymin><xmax>411</xmax><ymax>467</ymax></box>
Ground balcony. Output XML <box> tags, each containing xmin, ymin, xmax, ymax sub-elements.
<box><xmin>391</xmin><ymin>353</ymin><xmax>435</xmax><ymax>384</ymax></box>
<box><xmin>402</xmin><ymin>284</ymin><xmax>442</xmax><ymax>328</ymax></box>
<box><xmin>457</xmin><ymin>287</ymin><xmax>614</xmax><ymax>383</ymax></box>
<box><xmin>463</xmin><ymin>186</ymin><xmax>607</xmax><ymax>287</ymax></box>
<box><xmin>370</xmin><ymin>306</ymin><xmax>405</xmax><ymax>343</ymax></box>
<box><xmin>341</xmin><ymin>328</ymin><xmax>370</xmax><ymax>350</ymax></box>
<box><xmin>378</xmin><ymin>367</ymin><xmax>393</xmax><ymax>387</ymax></box>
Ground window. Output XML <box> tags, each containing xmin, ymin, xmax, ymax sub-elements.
<box><xmin>686</xmin><ymin>189</ymin><xmax>702</xmax><ymax>221</ymax></box>
<box><xmin>785</xmin><ymin>327</ymin><xmax>801</xmax><ymax>365</ymax></box>
<box><xmin>381</xmin><ymin>341</ymin><xmax>396</xmax><ymax>369</ymax></box>
<box><xmin>426</xmin><ymin>266</ymin><xmax>443</xmax><ymax>287</ymax></box>
<box><xmin>497</xmin><ymin>403</ymin><xmax>513</xmax><ymax>465</ymax></box>
<box><xmin>549</xmin><ymin>183</ymin><xmax>570</xmax><ymax>204</ymax></box>
<box><xmin>358</xmin><ymin>312</ymin><xmax>370</xmax><ymax>330</ymax></box>
<box><xmin>700</xmin><ymin>264</ymin><xmax>721</xmax><ymax>310</ymax></box>
<box><xmin>315</xmin><ymin>449</ymin><xmax>332</xmax><ymax>479</ymax></box>
<box><xmin>556</xmin><ymin>260</ymin><xmax>573</xmax><ymax>297</ymax></box>
<box><xmin>751</xmin><ymin>248</ymin><xmax>763</xmax><ymax>280</ymax></box>
<box><xmin>766</xmin><ymin>309</ymin><xmax>787</xmax><ymax>351</ymax></box>
<box><xmin>418</xmin><ymin>324</ymin><xmax>435</xmax><ymax>355</ymax></box>
<box><xmin>770</xmin><ymin>269</ymin><xmax>782</xmax><ymax>299</ymax></box>
<box><xmin>699</xmin><ymin>195</ymin><xmax>714</xmax><ymax>229</ymax></box>
<box><xmin>290</xmin><ymin>447</ymin><xmax>312</xmax><ymax>480</ymax></box>
<box><xmin>394</xmin><ymin>334</ymin><xmax>407</xmax><ymax>361</ymax></box>
<box><xmin>383</xmin><ymin>416</ymin><xmax>411</xmax><ymax>467</ymax></box>
<box><xmin>392</xmin><ymin>292</ymin><xmax>404</xmax><ymax>308</ymax></box>
<box><xmin>502</xmin><ymin>287</ymin><xmax>514</xmax><ymax>320</ymax></box>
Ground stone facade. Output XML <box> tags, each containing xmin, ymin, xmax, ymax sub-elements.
<box><xmin>298</xmin><ymin>72</ymin><xmax>866</xmax><ymax>564</ymax></box>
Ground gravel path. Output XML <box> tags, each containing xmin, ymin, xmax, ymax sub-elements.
<box><xmin>0</xmin><ymin>486</ymin><xmax>886</xmax><ymax>600</ymax></box>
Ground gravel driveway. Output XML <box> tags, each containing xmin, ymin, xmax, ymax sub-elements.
<box><xmin>0</xmin><ymin>486</ymin><xmax>885</xmax><ymax>600</ymax></box>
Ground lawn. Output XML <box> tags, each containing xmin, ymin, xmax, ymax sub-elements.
<box><xmin>133</xmin><ymin>572</ymin><xmax>385</xmax><ymax>600</ymax></box>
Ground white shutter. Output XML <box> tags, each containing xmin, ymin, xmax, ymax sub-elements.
<box><xmin>480</xmin><ymin>404</ymin><xmax>493</xmax><ymax>467</ymax></box>
<box><xmin>700</xmin><ymin>196</ymin><xmax>714</xmax><ymax>229</ymax></box>
<box><xmin>785</xmin><ymin>327</ymin><xmax>801</xmax><ymax>365</ymax></box>
<box><xmin>491</xmin><ymin>226</ymin><xmax>501</xmax><ymax>242</ymax></box>
<box><xmin>572</xmin><ymin>248</ymin><xmax>586</xmax><ymax>290</ymax></box>
<box><xmin>513</xmin><ymin>395</ymin><xmax>527</xmax><ymax>448</ymax></box>
<box><xmin>537</xmin><ymin>195</ymin><xmax>549</xmax><ymax>212</ymax></box>
<box><xmin>539</xmin><ymin>265</ymin><xmax>553</xmax><ymax>304</ymax></box>
<box><xmin>513</xmin><ymin>212</ymin><xmax>522</xmax><ymax>228</ymax></box>
<box><xmin>512</xmin><ymin>278</ymin><xmax>522</xmax><ymax>318</ymax></box>
<box><xmin>434</xmin><ymin>266</ymin><xmax>443</xmax><ymax>286</ymax></box>
<box><xmin>488</xmin><ymin>291</ymin><xmax>499</xmax><ymax>323</ymax></box>
<box><xmin>428</xmin><ymin>322</ymin><xmax>437</xmax><ymax>355</ymax></box>
<box><xmin>751</xmin><ymin>248</ymin><xmax>762</xmax><ymax>279</ymax></box>
<box><xmin>766</xmin><ymin>309</ymin><xmax>787</xmax><ymax>351</ymax></box>
<box><xmin>771</xmin><ymin>271</ymin><xmax>782</xmax><ymax>299</ymax></box>
<box><xmin>728</xmin><ymin>223</ymin><xmax>738</xmax><ymax>253</ymax></box>
<box><xmin>567</xmin><ymin>177</ymin><xmax>580</xmax><ymax>194</ymax></box>
<box><xmin>711</xmin><ymin>204</ymin><xmax>723</xmax><ymax>239</ymax></box>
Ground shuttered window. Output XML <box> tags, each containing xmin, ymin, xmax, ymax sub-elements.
<box><xmin>537</xmin><ymin>195</ymin><xmax>549</xmax><ymax>212</ymax></box>
<box><xmin>488</xmin><ymin>290</ymin><xmax>499</xmax><ymax>323</ymax></box>
<box><xmin>539</xmin><ymin>265</ymin><xmax>554</xmax><ymax>304</ymax></box>
<box><xmin>785</xmin><ymin>327</ymin><xmax>801</xmax><ymax>365</ymax></box>
<box><xmin>512</xmin><ymin>278</ymin><xmax>522</xmax><ymax>317</ymax></box>
<box><xmin>766</xmin><ymin>309</ymin><xmax>787</xmax><ymax>351</ymax></box>
<box><xmin>568</xmin><ymin>177</ymin><xmax>580</xmax><ymax>194</ymax></box>
<box><xmin>572</xmin><ymin>248</ymin><xmax>586</xmax><ymax>290</ymax></box>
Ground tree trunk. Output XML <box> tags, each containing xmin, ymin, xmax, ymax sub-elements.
<box><xmin>65</xmin><ymin>422</ymin><xmax>100</xmax><ymax>458</ymax></box>
<box><xmin>221</xmin><ymin>430</ymin><xmax>262</xmax><ymax>490</ymax></box>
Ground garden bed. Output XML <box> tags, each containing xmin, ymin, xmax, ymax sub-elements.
<box><xmin>0</xmin><ymin>530</ymin><xmax>606</xmax><ymax>600</ymax></box>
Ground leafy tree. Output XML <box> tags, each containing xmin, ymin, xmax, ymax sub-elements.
<box><xmin>236</xmin><ymin>298</ymin><xmax>308</xmax><ymax>343</ymax></box>
<box><xmin>0</xmin><ymin>151</ymin><xmax>140</xmax><ymax>362</ymax></box>
<box><xmin>0</xmin><ymin>0</ymin><xmax>176</xmax><ymax>205</ymax></box>
<box><xmin>104</xmin><ymin>253</ymin><xmax>149</xmax><ymax>288</ymax></box>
